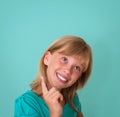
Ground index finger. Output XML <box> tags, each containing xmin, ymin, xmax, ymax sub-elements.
<box><xmin>41</xmin><ymin>76</ymin><xmax>48</xmax><ymax>95</ymax></box>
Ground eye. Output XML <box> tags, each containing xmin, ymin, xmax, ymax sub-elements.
<box><xmin>61</xmin><ymin>57</ymin><xmax>68</xmax><ymax>63</ymax></box>
<box><xmin>74</xmin><ymin>65</ymin><xmax>80</xmax><ymax>72</ymax></box>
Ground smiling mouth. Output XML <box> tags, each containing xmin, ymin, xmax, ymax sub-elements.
<box><xmin>56</xmin><ymin>73</ymin><xmax>68</xmax><ymax>83</ymax></box>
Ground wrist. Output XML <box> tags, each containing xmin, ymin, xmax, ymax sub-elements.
<box><xmin>50</xmin><ymin>112</ymin><xmax>62</xmax><ymax>117</ymax></box>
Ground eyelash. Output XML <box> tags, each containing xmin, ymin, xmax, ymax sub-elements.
<box><xmin>61</xmin><ymin>57</ymin><xmax>68</xmax><ymax>62</ymax></box>
<box><xmin>74</xmin><ymin>66</ymin><xmax>80</xmax><ymax>72</ymax></box>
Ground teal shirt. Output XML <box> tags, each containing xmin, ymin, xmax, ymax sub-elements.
<box><xmin>14</xmin><ymin>90</ymin><xmax>81</xmax><ymax>117</ymax></box>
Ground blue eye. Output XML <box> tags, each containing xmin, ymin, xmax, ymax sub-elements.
<box><xmin>61</xmin><ymin>57</ymin><xmax>68</xmax><ymax>62</ymax></box>
<box><xmin>74</xmin><ymin>66</ymin><xmax>80</xmax><ymax>71</ymax></box>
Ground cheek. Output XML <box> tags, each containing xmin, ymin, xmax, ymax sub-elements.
<box><xmin>47</xmin><ymin>60</ymin><xmax>59</xmax><ymax>71</ymax></box>
<box><xmin>68</xmin><ymin>78</ymin><xmax>78</xmax><ymax>87</ymax></box>
<box><xmin>51</xmin><ymin>59</ymin><xmax>62</xmax><ymax>68</ymax></box>
<box><xmin>72</xmin><ymin>73</ymin><xmax>81</xmax><ymax>82</ymax></box>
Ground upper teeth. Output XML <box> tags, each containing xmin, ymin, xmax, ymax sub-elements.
<box><xmin>57</xmin><ymin>74</ymin><xmax>67</xmax><ymax>82</ymax></box>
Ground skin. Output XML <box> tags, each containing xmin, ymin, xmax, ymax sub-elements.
<box><xmin>34</xmin><ymin>51</ymin><xmax>85</xmax><ymax>117</ymax></box>
<box><xmin>43</xmin><ymin>51</ymin><xmax>85</xmax><ymax>90</ymax></box>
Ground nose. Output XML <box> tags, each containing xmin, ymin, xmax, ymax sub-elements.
<box><xmin>63</xmin><ymin>65</ymin><xmax>72</xmax><ymax>74</ymax></box>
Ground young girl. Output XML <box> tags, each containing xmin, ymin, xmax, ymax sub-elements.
<box><xmin>14</xmin><ymin>35</ymin><xmax>92</xmax><ymax>117</ymax></box>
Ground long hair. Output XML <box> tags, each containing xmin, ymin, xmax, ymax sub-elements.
<box><xmin>30</xmin><ymin>35</ymin><xmax>92</xmax><ymax>112</ymax></box>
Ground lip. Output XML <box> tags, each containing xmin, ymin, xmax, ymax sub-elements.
<box><xmin>56</xmin><ymin>72</ymin><xmax>68</xmax><ymax>83</ymax></box>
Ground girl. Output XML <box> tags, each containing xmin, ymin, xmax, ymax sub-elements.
<box><xmin>14</xmin><ymin>35</ymin><xmax>92</xmax><ymax>117</ymax></box>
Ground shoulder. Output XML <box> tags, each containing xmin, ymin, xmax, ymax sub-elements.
<box><xmin>15</xmin><ymin>90</ymin><xmax>42</xmax><ymax>106</ymax></box>
<box><xmin>73</xmin><ymin>93</ymin><xmax>82</xmax><ymax>114</ymax></box>
<box><xmin>73</xmin><ymin>93</ymin><xmax>81</xmax><ymax>107</ymax></box>
<box><xmin>77</xmin><ymin>112</ymin><xmax>84</xmax><ymax>117</ymax></box>
<box><xmin>14</xmin><ymin>90</ymin><xmax>44</xmax><ymax>116</ymax></box>
<box><xmin>62</xmin><ymin>93</ymin><xmax>82</xmax><ymax>117</ymax></box>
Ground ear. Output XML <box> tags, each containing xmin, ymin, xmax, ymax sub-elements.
<box><xmin>43</xmin><ymin>51</ymin><xmax>51</xmax><ymax>65</ymax></box>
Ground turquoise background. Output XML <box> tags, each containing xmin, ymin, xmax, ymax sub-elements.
<box><xmin>0</xmin><ymin>0</ymin><xmax>120</xmax><ymax>117</ymax></box>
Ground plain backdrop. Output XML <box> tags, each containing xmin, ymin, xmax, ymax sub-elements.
<box><xmin>0</xmin><ymin>0</ymin><xmax>120</xmax><ymax>117</ymax></box>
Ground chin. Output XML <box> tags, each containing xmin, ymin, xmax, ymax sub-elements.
<box><xmin>53</xmin><ymin>85</ymin><xmax>62</xmax><ymax>91</ymax></box>
<box><xmin>54</xmin><ymin>86</ymin><xmax>61</xmax><ymax>91</ymax></box>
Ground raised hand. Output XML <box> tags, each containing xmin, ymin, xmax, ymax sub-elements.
<box><xmin>41</xmin><ymin>77</ymin><xmax>64</xmax><ymax>117</ymax></box>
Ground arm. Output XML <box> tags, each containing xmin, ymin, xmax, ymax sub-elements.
<box><xmin>41</xmin><ymin>77</ymin><xmax>63</xmax><ymax>117</ymax></box>
<box><xmin>77</xmin><ymin>112</ymin><xmax>84</xmax><ymax>117</ymax></box>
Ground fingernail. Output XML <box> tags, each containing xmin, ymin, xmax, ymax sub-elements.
<box><xmin>41</xmin><ymin>76</ymin><xmax>44</xmax><ymax>81</ymax></box>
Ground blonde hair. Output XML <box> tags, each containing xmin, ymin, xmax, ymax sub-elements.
<box><xmin>30</xmin><ymin>35</ymin><xmax>92</xmax><ymax>112</ymax></box>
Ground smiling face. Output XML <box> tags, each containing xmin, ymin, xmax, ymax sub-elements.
<box><xmin>43</xmin><ymin>51</ymin><xmax>87</xmax><ymax>91</ymax></box>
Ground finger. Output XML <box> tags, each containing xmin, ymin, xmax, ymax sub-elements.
<box><xmin>58</xmin><ymin>95</ymin><xmax>65</xmax><ymax>106</ymax></box>
<box><xmin>52</xmin><ymin>91</ymin><xmax>63</xmax><ymax>102</ymax></box>
<box><xmin>48</xmin><ymin>89</ymin><xmax>59</xmax><ymax>98</ymax></box>
<box><xmin>53</xmin><ymin>93</ymin><xmax>64</xmax><ymax>105</ymax></box>
<box><xmin>47</xmin><ymin>87</ymin><xmax>57</xmax><ymax>96</ymax></box>
<box><xmin>41</xmin><ymin>76</ymin><xmax>48</xmax><ymax>95</ymax></box>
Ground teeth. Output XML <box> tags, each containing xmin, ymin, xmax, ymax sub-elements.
<box><xmin>57</xmin><ymin>74</ymin><xmax>67</xmax><ymax>82</ymax></box>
